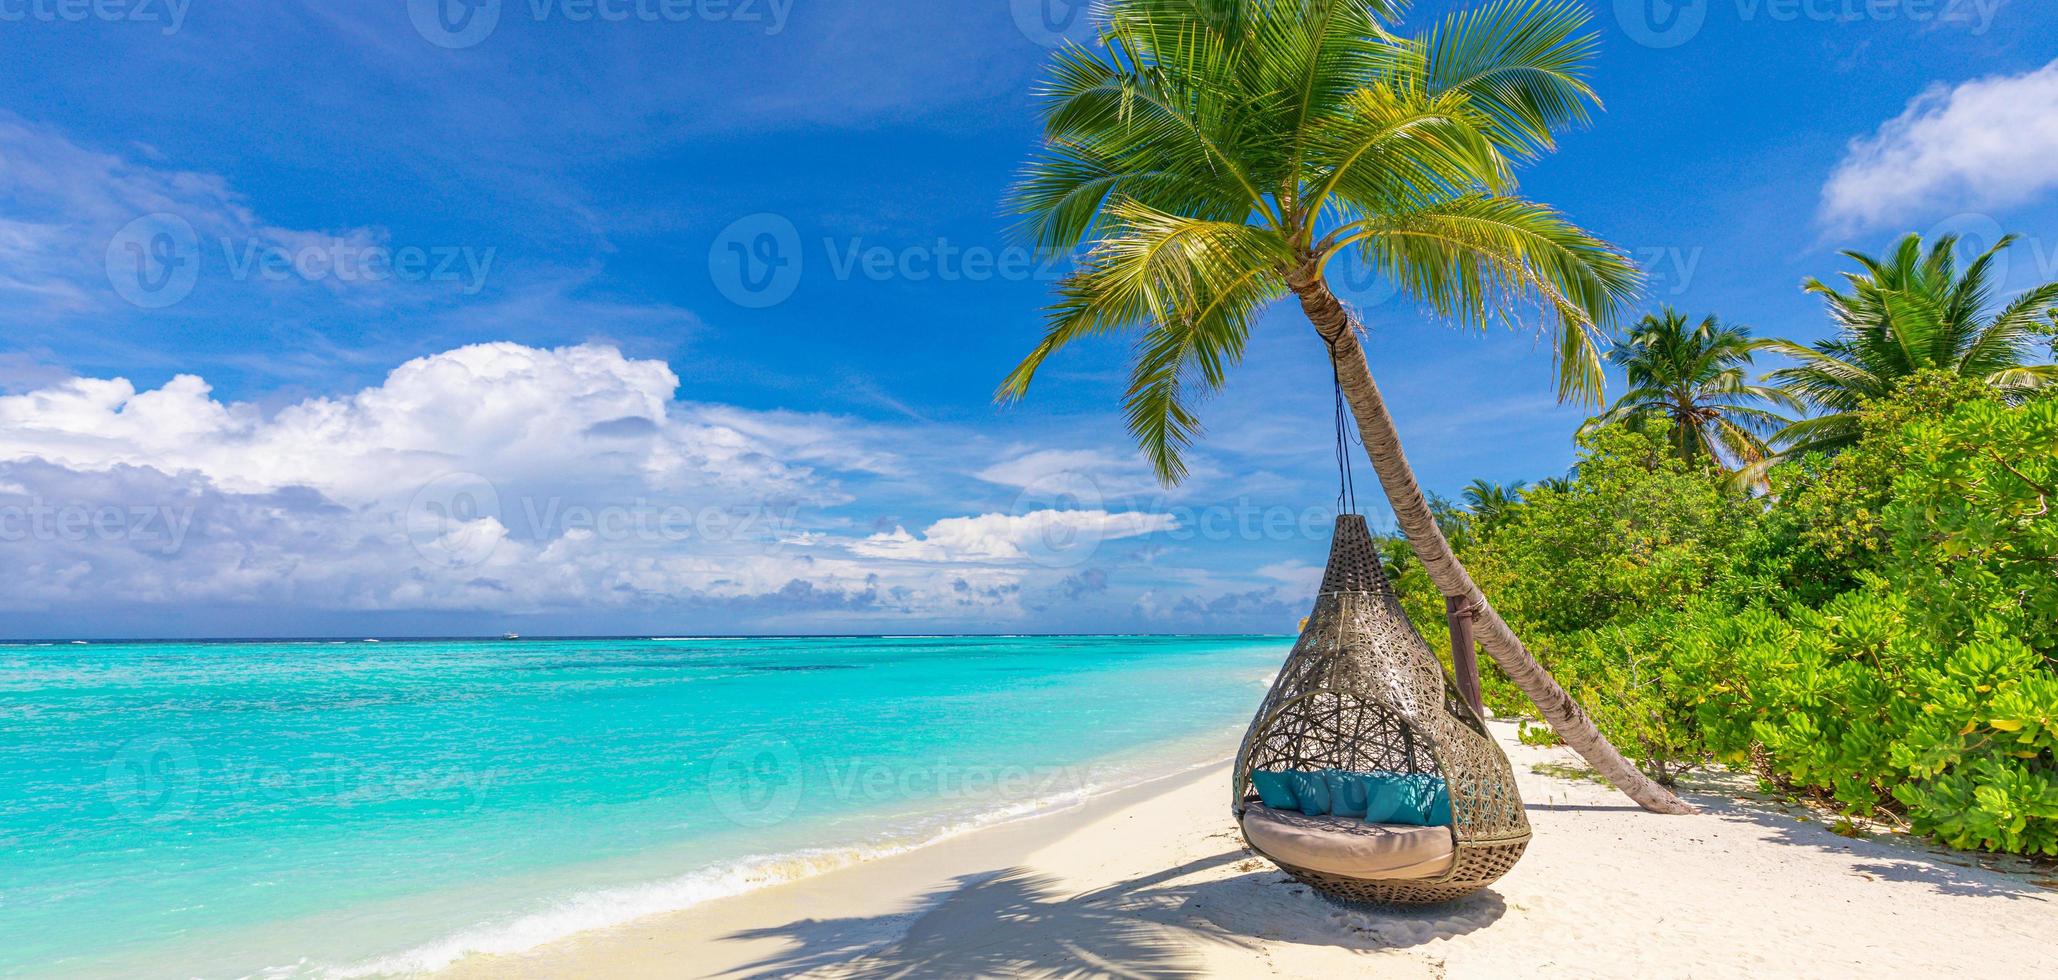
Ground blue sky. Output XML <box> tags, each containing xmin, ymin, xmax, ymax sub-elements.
<box><xmin>2</xmin><ymin>0</ymin><xmax>2055</xmax><ymax>638</ymax></box>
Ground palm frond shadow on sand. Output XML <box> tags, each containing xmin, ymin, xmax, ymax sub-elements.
<box><xmin>716</xmin><ymin>850</ymin><xmax>1506</xmax><ymax>978</ymax></box>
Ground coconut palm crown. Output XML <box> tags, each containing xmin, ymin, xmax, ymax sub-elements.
<box><xmin>1578</xmin><ymin>308</ymin><xmax>1792</xmax><ymax>468</ymax></box>
<box><xmin>1764</xmin><ymin>233</ymin><xmax>2058</xmax><ymax>457</ymax></box>
<box><xmin>996</xmin><ymin>0</ymin><xmax>1695</xmax><ymax>814</ymax></box>
<box><xmin>1462</xmin><ymin>478</ymin><xmax>1526</xmax><ymax>532</ymax></box>
<box><xmin>997</xmin><ymin>0</ymin><xmax>1640</xmax><ymax>483</ymax></box>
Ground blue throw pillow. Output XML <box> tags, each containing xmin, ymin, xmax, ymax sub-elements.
<box><xmin>1420</xmin><ymin>776</ymin><xmax>1454</xmax><ymax>826</ymax></box>
<box><xmin>1362</xmin><ymin>772</ymin><xmax>1455</xmax><ymax>826</ymax></box>
<box><xmin>1249</xmin><ymin>770</ymin><xmax>1299</xmax><ymax>810</ymax></box>
<box><xmin>1285</xmin><ymin>771</ymin><xmax>1330</xmax><ymax>817</ymax></box>
<box><xmin>1320</xmin><ymin>769</ymin><xmax>1370</xmax><ymax>818</ymax></box>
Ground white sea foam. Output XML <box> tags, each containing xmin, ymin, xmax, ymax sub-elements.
<box><xmin>325</xmin><ymin>747</ymin><xmax>1231</xmax><ymax>977</ymax></box>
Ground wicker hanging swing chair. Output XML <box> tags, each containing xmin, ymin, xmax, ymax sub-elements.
<box><xmin>1232</xmin><ymin>514</ymin><xmax>1530</xmax><ymax>905</ymax></box>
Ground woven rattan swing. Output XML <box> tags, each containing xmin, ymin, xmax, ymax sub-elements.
<box><xmin>1231</xmin><ymin>513</ymin><xmax>1531</xmax><ymax>904</ymax></box>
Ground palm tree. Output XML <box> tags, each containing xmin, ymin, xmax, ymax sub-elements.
<box><xmin>1764</xmin><ymin>233</ymin><xmax>2058</xmax><ymax>456</ymax></box>
<box><xmin>1577</xmin><ymin>309</ymin><xmax>1792</xmax><ymax>468</ymax></box>
<box><xmin>998</xmin><ymin>0</ymin><xmax>1689</xmax><ymax>812</ymax></box>
<box><xmin>1462</xmin><ymin>478</ymin><xmax>1526</xmax><ymax>534</ymax></box>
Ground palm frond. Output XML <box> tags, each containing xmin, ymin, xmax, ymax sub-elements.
<box><xmin>1336</xmin><ymin>194</ymin><xmax>1638</xmax><ymax>402</ymax></box>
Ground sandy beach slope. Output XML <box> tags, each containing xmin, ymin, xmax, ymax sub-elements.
<box><xmin>438</xmin><ymin>722</ymin><xmax>2055</xmax><ymax>978</ymax></box>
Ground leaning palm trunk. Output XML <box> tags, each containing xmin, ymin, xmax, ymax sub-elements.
<box><xmin>1291</xmin><ymin>274</ymin><xmax>1695</xmax><ymax>815</ymax></box>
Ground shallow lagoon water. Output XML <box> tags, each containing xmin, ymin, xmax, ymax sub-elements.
<box><xmin>0</xmin><ymin>635</ymin><xmax>1286</xmax><ymax>977</ymax></box>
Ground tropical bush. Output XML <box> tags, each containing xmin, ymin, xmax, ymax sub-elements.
<box><xmin>1392</xmin><ymin>381</ymin><xmax>2058</xmax><ymax>855</ymax></box>
<box><xmin>1468</xmin><ymin>423</ymin><xmax>1756</xmax><ymax>637</ymax></box>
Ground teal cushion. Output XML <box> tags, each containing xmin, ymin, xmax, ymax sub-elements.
<box><xmin>1422</xmin><ymin>777</ymin><xmax>1453</xmax><ymax>825</ymax></box>
<box><xmin>1319</xmin><ymin>769</ymin><xmax>1370</xmax><ymax>818</ymax></box>
<box><xmin>1362</xmin><ymin>773</ymin><xmax>1454</xmax><ymax>827</ymax></box>
<box><xmin>1285</xmin><ymin>771</ymin><xmax>1330</xmax><ymax>817</ymax></box>
<box><xmin>1249</xmin><ymin>770</ymin><xmax>1299</xmax><ymax>810</ymax></box>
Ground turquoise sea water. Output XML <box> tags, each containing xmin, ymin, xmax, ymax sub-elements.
<box><xmin>0</xmin><ymin>635</ymin><xmax>1286</xmax><ymax>978</ymax></box>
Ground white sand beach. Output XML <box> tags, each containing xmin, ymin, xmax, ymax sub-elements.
<box><xmin>437</xmin><ymin>722</ymin><xmax>2055</xmax><ymax>978</ymax></box>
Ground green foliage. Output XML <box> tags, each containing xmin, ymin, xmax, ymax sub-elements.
<box><xmin>1555</xmin><ymin>604</ymin><xmax>1730</xmax><ymax>785</ymax></box>
<box><xmin>1772</xmin><ymin>372</ymin><xmax>1991</xmax><ymax>579</ymax></box>
<box><xmin>1579</xmin><ymin>307</ymin><xmax>1792</xmax><ymax>468</ymax></box>
<box><xmin>1461</xmin><ymin>480</ymin><xmax>1526</xmax><ymax>538</ymax></box>
<box><xmin>997</xmin><ymin>0</ymin><xmax>1642</xmax><ymax>483</ymax></box>
<box><xmin>1469</xmin><ymin>421</ymin><xmax>1756</xmax><ymax>635</ymax></box>
<box><xmin>1446</xmin><ymin>390</ymin><xmax>2058</xmax><ymax>855</ymax></box>
<box><xmin>1887</xmin><ymin>397</ymin><xmax>2058</xmax><ymax>653</ymax></box>
<box><xmin>1763</xmin><ymin>233</ymin><xmax>2058</xmax><ymax>457</ymax></box>
<box><xmin>1689</xmin><ymin>588</ymin><xmax>2058</xmax><ymax>855</ymax></box>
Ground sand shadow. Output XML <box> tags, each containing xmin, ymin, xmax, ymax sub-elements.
<box><xmin>718</xmin><ymin>849</ymin><xmax>1507</xmax><ymax>978</ymax></box>
<box><xmin>1642</xmin><ymin>771</ymin><xmax>2055</xmax><ymax>902</ymax></box>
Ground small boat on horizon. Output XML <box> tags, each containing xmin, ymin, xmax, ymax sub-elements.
<box><xmin>502</xmin><ymin>632</ymin><xmax>521</xmax><ymax>641</ymax></box>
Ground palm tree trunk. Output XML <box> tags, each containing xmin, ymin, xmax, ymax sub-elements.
<box><xmin>1290</xmin><ymin>274</ymin><xmax>1696</xmax><ymax>815</ymax></box>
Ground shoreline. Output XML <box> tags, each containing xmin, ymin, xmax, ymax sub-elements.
<box><xmin>346</xmin><ymin>739</ymin><xmax>1240</xmax><ymax>977</ymax></box>
<box><xmin>433</xmin><ymin>760</ymin><xmax>1245</xmax><ymax>979</ymax></box>
<box><xmin>435</xmin><ymin>721</ymin><xmax>2056</xmax><ymax>979</ymax></box>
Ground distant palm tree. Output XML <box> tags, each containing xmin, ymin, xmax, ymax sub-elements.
<box><xmin>998</xmin><ymin>0</ymin><xmax>1688</xmax><ymax>812</ymax></box>
<box><xmin>1764</xmin><ymin>233</ymin><xmax>2058</xmax><ymax>456</ymax></box>
<box><xmin>1462</xmin><ymin>479</ymin><xmax>1526</xmax><ymax>532</ymax></box>
<box><xmin>1578</xmin><ymin>309</ymin><xmax>1792</xmax><ymax>468</ymax></box>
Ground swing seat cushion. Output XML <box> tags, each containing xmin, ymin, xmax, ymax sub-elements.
<box><xmin>1241</xmin><ymin>804</ymin><xmax>1456</xmax><ymax>880</ymax></box>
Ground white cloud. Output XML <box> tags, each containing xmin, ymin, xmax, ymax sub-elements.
<box><xmin>0</xmin><ymin>339</ymin><xmax>1323</xmax><ymax>631</ymax></box>
<box><xmin>1822</xmin><ymin>61</ymin><xmax>2058</xmax><ymax>229</ymax></box>
<box><xmin>1254</xmin><ymin>560</ymin><xmax>1324</xmax><ymax>596</ymax></box>
<box><xmin>0</xmin><ymin>342</ymin><xmax>845</xmax><ymax>504</ymax></box>
<box><xmin>851</xmin><ymin>509</ymin><xmax>1177</xmax><ymax>563</ymax></box>
<box><xmin>0</xmin><ymin>113</ymin><xmax>397</xmax><ymax>314</ymax></box>
<box><xmin>0</xmin><ymin>342</ymin><xmax>1025</xmax><ymax>618</ymax></box>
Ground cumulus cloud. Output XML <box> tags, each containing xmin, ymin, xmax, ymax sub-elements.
<box><xmin>850</xmin><ymin>509</ymin><xmax>1177</xmax><ymax>564</ymax></box>
<box><xmin>0</xmin><ymin>342</ymin><xmax>1026</xmax><ymax>620</ymax></box>
<box><xmin>0</xmin><ymin>341</ymin><xmax>852</xmax><ymax>504</ymax></box>
<box><xmin>1822</xmin><ymin>61</ymin><xmax>2058</xmax><ymax>229</ymax></box>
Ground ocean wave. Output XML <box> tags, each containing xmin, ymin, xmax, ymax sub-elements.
<box><xmin>324</xmin><ymin>750</ymin><xmax>1228</xmax><ymax>977</ymax></box>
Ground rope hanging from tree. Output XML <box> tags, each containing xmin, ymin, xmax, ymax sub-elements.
<box><xmin>1331</xmin><ymin>357</ymin><xmax>1360</xmax><ymax>517</ymax></box>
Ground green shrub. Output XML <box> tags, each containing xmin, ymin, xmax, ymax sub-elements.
<box><xmin>1683</xmin><ymin>396</ymin><xmax>2058</xmax><ymax>854</ymax></box>
<box><xmin>1472</xmin><ymin>422</ymin><xmax>1756</xmax><ymax>636</ymax></box>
